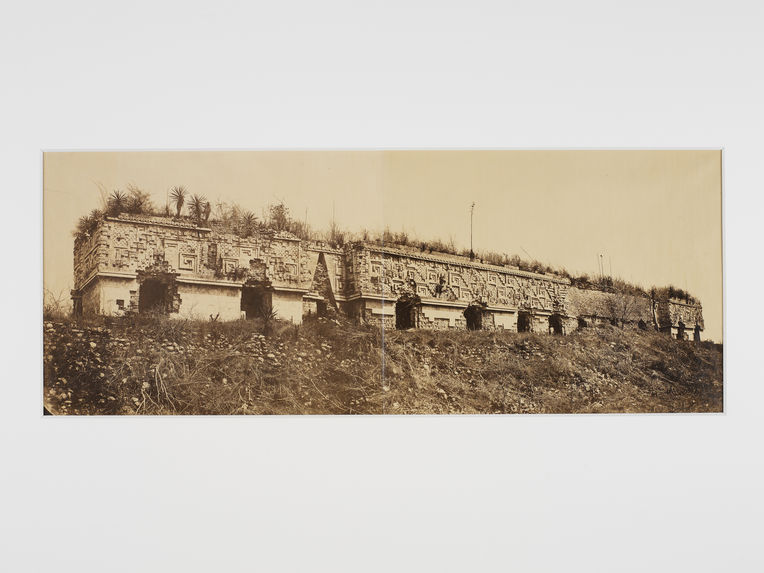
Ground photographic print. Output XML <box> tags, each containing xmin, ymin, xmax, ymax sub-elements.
<box><xmin>43</xmin><ymin>150</ymin><xmax>723</xmax><ymax>415</ymax></box>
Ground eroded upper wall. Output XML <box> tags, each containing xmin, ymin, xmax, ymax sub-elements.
<box><xmin>567</xmin><ymin>286</ymin><xmax>704</xmax><ymax>329</ymax></box>
<box><xmin>74</xmin><ymin>215</ymin><xmax>321</xmax><ymax>292</ymax></box>
<box><xmin>667</xmin><ymin>299</ymin><xmax>704</xmax><ymax>329</ymax></box>
<box><xmin>100</xmin><ymin>218</ymin><xmax>211</xmax><ymax>279</ymax></box>
<box><xmin>302</xmin><ymin>245</ymin><xmax>345</xmax><ymax>300</ymax></box>
<box><xmin>349</xmin><ymin>244</ymin><xmax>569</xmax><ymax>313</ymax></box>
<box><xmin>567</xmin><ymin>287</ymin><xmax>653</xmax><ymax>324</ymax></box>
<box><xmin>73</xmin><ymin>216</ymin><xmax>704</xmax><ymax>330</ymax></box>
<box><xmin>73</xmin><ymin>225</ymin><xmax>107</xmax><ymax>288</ymax></box>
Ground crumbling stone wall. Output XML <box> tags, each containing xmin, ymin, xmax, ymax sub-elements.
<box><xmin>73</xmin><ymin>226</ymin><xmax>108</xmax><ymax>289</ymax></box>
<box><xmin>360</xmin><ymin>300</ymin><xmax>395</xmax><ymax>329</ymax></box>
<box><xmin>74</xmin><ymin>215</ymin><xmax>347</xmax><ymax>320</ymax></box>
<box><xmin>302</xmin><ymin>246</ymin><xmax>344</xmax><ymax>308</ymax></box>
<box><xmin>307</xmin><ymin>252</ymin><xmax>338</xmax><ymax>313</ymax></box>
<box><xmin>566</xmin><ymin>286</ymin><xmax>703</xmax><ymax>333</ymax></box>
<box><xmin>667</xmin><ymin>299</ymin><xmax>704</xmax><ymax>329</ymax></box>
<box><xmin>567</xmin><ymin>287</ymin><xmax>652</xmax><ymax>326</ymax></box>
<box><xmin>73</xmin><ymin>215</ymin><xmax>703</xmax><ymax>335</ymax></box>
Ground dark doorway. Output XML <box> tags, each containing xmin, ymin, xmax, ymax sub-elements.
<box><xmin>464</xmin><ymin>304</ymin><xmax>484</xmax><ymax>331</ymax></box>
<box><xmin>577</xmin><ymin>317</ymin><xmax>588</xmax><ymax>329</ymax></box>
<box><xmin>136</xmin><ymin>265</ymin><xmax>179</xmax><ymax>314</ymax></box>
<box><xmin>548</xmin><ymin>313</ymin><xmax>564</xmax><ymax>335</ymax></box>
<box><xmin>677</xmin><ymin>320</ymin><xmax>686</xmax><ymax>340</ymax></box>
<box><xmin>694</xmin><ymin>324</ymin><xmax>701</xmax><ymax>342</ymax></box>
<box><xmin>241</xmin><ymin>284</ymin><xmax>272</xmax><ymax>319</ymax></box>
<box><xmin>517</xmin><ymin>311</ymin><xmax>532</xmax><ymax>333</ymax></box>
<box><xmin>139</xmin><ymin>279</ymin><xmax>170</xmax><ymax>313</ymax></box>
<box><xmin>638</xmin><ymin>319</ymin><xmax>647</xmax><ymax>330</ymax></box>
<box><xmin>316</xmin><ymin>300</ymin><xmax>328</xmax><ymax>317</ymax></box>
<box><xmin>395</xmin><ymin>294</ymin><xmax>420</xmax><ymax>330</ymax></box>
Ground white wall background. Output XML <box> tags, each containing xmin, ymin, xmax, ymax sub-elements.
<box><xmin>2</xmin><ymin>1</ymin><xmax>762</xmax><ymax>571</ymax></box>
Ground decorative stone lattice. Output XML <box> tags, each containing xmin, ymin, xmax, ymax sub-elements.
<box><xmin>349</xmin><ymin>244</ymin><xmax>568</xmax><ymax>313</ymax></box>
<box><xmin>72</xmin><ymin>214</ymin><xmax>703</xmax><ymax>334</ymax></box>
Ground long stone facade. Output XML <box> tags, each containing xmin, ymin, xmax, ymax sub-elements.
<box><xmin>342</xmin><ymin>243</ymin><xmax>570</xmax><ymax>333</ymax></box>
<box><xmin>71</xmin><ymin>214</ymin><xmax>703</xmax><ymax>339</ymax></box>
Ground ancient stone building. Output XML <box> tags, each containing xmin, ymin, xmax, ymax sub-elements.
<box><xmin>71</xmin><ymin>213</ymin><xmax>703</xmax><ymax>339</ymax></box>
<box><xmin>71</xmin><ymin>214</ymin><xmax>343</xmax><ymax>324</ymax></box>
<box><xmin>342</xmin><ymin>243</ymin><xmax>570</xmax><ymax>333</ymax></box>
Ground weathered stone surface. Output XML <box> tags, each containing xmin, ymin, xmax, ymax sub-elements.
<box><xmin>72</xmin><ymin>214</ymin><xmax>703</xmax><ymax>335</ymax></box>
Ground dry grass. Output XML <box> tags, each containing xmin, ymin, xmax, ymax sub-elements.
<box><xmin>43</xmin><ymin>315</ymin><xmax>723</xmax><ymax>415</ymax></box>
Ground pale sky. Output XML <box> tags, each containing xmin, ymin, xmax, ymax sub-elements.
<box><xmin>43</xmin><ymin>150</ymin><xmax>723</xmax><ymax>341</ymax></box>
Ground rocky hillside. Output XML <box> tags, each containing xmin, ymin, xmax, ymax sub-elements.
<box><xmin>43</xmin><ymin>316</ymin><xmax>723</xmax><ymax>415</ymax></box>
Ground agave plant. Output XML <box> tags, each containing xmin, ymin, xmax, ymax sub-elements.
<box><xmin>107</xmin><ymin>189</ymin><xmax>127</xmax><ymax>215</ymax></box>
<box><xmin>241</xmin><ymin>211</ymin><xmax>257</xmax><ymax>237</ymax></box>
<box><xmin>75</xmin><ymin>216</ymin><xmax>92</xmax><ymax>238</ymax></box>
<box><xmin>170</xmin><ymin>186</ymin><xmax>187</xmax><ymax>218</ymax></box>
<box><xmin>188</xmin><ymin>194</ymin><xmax>207</xmax><ymax>222</ymax></box>
<box><xmin>74</xmin><ymin>209</ymin><xmax>104</xmax><ymax>239</ymax></box>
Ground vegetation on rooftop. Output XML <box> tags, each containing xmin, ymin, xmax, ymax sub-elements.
<box><xmin>72</xmin><ymin>184</ymin><xmax>698</xmax><ymax>304</ymax></box>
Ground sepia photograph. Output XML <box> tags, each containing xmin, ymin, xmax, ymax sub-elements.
<box><xmin>43</xmin><ymin>150</ymin><xmax>723</xmax><ymax>415</ymax></box>
<box><xmin>7</xmin><ymin>0</ymin><xmax>764</xmax><ymax>571</ymax></box>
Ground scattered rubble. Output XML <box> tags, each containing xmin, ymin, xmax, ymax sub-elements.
<box><xmin>43</xmin><ymin>317</ymin><xmax>723</xmax><ymax>415</ymax></box>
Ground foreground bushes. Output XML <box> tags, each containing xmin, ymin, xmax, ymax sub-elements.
<box><xmin>43</xmin><ymin>316</ymin><xmax>723</xmax><ymax>415</ymax></box>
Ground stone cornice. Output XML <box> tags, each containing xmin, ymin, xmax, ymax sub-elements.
<box><xmin>356</xmin><ymin>292</ymin><xmax>559</xmax><ymax>313</ymax></box>
<box><xmin>305</xmin><ymin>244</ymin><xmax>344</xmax><ymax>255</ymax></box>
<box><xmin>105</xmin><ymin>215</ymin><xmax>211</xmax><ymax>232</ymax></box>
<box><xmin>78</xmin><ymin>270</ymin><xmax>136</xmax><ymax>290</ymax></box>
<box><xmin>78</xmin><ymin>270</ymin><xmax>312</xmax><ymax>295</ymax></box>
<box><xmin>175</xmin><ymin>276</ymin><xmax>242</xmax><ymax>288</ymax></box>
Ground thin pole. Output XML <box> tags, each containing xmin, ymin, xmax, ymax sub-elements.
<box><xmin>470</xmin><ymin>202</ymin><xmax>475</xmax><ymax>258</ymax></box>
